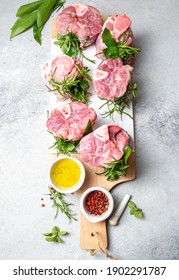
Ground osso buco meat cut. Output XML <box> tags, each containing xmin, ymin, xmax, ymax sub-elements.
<box><xmin>57</xmin><ymin>4</ymin><xmax>103</xmax><ymax>48</ymax></box>
<box><xmin>80</xmin><ymin>124</ymin><xmax>129</xmax><ymax>167</ymax></box>
<box><xmin>96</xmin><ymin>14</ymin><xmax>133</xmax><ymax>61</ymax></box>
<box><xmin>47</xmin><ymin>102</ymin><xmax>97</xmax><ymax>141</ymax></box>
<box><xmin>42</xmin><ymin>54</ymin><xmax>85</xmax><ymax>100</ymax></box>
<box><xmin>93</xmin><ymin>58</ymin><xmax>133</xmax><ymax>101</ymax></box>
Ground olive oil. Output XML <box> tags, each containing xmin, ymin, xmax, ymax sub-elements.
<box><xmin>51</xmin><ymin>158</ymin><xmax>81</xmax><ymax>189</ymax></box>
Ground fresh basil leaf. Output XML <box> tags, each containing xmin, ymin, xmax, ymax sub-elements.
<box><xmin>33</xmin><ymin>22</ymin><xmax>42</xmax><ymax>45</ymax></box>
<box><xmin>58</xmin><ymin>231</ymin><xmax>67</xmax><ymax>236</ymax></box>
<box><xmin>43</xmin><ymin>232</ymin><xmax>53</xmax><ymax>237</ymax></box>
<box><xmin>80</xmin><ymin>80</ymin><xmax>89</xmax><ymax>90</ymax></box>
<box><xmin>67</xmin><ymin>143</ymin><xmax>76</xmax><ymax>152</ymax></box>
<box><xmin>16</xmin><ymin>1</ymin><xmax>42</xmax><ymax>17</ymax></box>
<box><xmin>124</xmin><ymin>145</ymin><xmax>132</xmax><ymax>163</ymax></box>
<box><xmin>83</xmin><ymin>119</ymin><xmax>93</xmax><ymax>136</ymax></box>
<box><xmin>134</xmin><ymin>209</ymin><xmax>143</xmax><ymax>219</ymax></box>
<box><xmin>36</xmin><ymin>0</ymin><xmax>56</xmax><ymax>28</ymax></box>
<box><xmin>10</xmin><ymin>12</ymin><xmax>37</xmax><ymax>39</ymax></box>
<box><xmin>52</xmin><ymin>226</ymin><xmax>60</xmax><ymax>234</ymax></box>
<box><xmin>128</xmin><ymin>201</ymin><xmax>136</xmax><ymax>209</ymax></box>
<box><xmin>102</xmin><ymin>28</ymin><xmax>116</xmax><ymax>47</ymax></box>
<box><xmin>130</xmin><ymin>208</ymin><xmax>136</xmax><ymax>215</ymax></box>
<box><xmin>57</xmin><ymin>237</ymin><xmax>63</xmax><ymax>243</ymax></box>
<box><xmin>45</xmin><ymin>237</ymin><xmax>55</xmax><ymax>242</ymax></box>
<box><xmin>105</xmin><ymin>46</ymin><xmax>119</xmax><ymax>59</ymax></box>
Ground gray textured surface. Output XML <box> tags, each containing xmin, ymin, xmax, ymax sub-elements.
<box><xmin>0</xmin><ymin>0</ymin><xmax>179</xmax><ymax>260</ymax></box>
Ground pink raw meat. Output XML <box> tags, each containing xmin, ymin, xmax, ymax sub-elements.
<box><xmin>93</xmin><ymin>58</ymin><xmax>133</xmax><ymax>101</ymax></box>
<box><xmin>80</xmin><ymin>124</ymin><xmax>129</xmax><ymax>167</ymax></box>
<box><xmin>96</xmin><ymin>14</ymin><xmax>133</xmax><ymax>60</ymax></box>
<box><xmin>57</xmin><ymin>4</ymin><xmax>103</xmax><ymax>48</ymax></box>
<box><xmin>46</xmin><ymin>102</ymin><xmax>97</xmax><ymax>141</ymax></box>
<box><xmin>42</xmin><ymin>54</ymin><xmax>84</xmax><ymax>100</ymax></box>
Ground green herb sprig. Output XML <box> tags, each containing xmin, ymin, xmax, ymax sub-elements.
<box><xmin>54</xmin><ymin>31</ymin><xmax>95</xmax><ymax>63</ymax></box>
<box><xmin>49</xmin><ymin>65</ymin><xmax>92</xmax><ymax>103</ymax></box>
<box><xmin>43</xmin><ymin>226</ymin><xmax>68</xmax><ymax>243</ymax></box>
<box><xmin>96</xmin><ymin>146</ymin><xmax>132</xmax><ymax>181</ymax></box>
<box><xmin>99</xmin><ymin>83</ymin><xmax>137</xmax><ymax>120</ymax></box>
<box><xmin>100</xmin><ymin>28</ymin><xmax>140</xmax><ymax>62</ymax></box>
<box><xmin>49</xmin><ymin>119</ymin><xmax>93</xmax><ymax>156</ymax></box>
<box><xmin>10</xmin><ymin>0</ymin><xmax>66</xmax><ymax>45</ymax></box>
<box><xmin>47</xmin><ymin>187</ymin><xmax>77</xmax><ymax>220</ymax></box>
<box><xmin>128</xmin><ymin>201</ymin><xmax>143</xmax><ymax>219</ymax></box>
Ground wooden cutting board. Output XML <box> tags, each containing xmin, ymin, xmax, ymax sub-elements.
<box><xmin>50</xmin><ymin>152</ymin><xmax>135</xmax><ymax>250</ymax></box>
<box><xmin>50</xmin><ymin>17</ymin><xmax>136</xmax><ymax>250</ymax></box>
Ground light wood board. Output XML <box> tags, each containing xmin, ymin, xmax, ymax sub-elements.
<box><xmin>50</xmin><ymin>17</ymin><xmax>136</xmax><ymax>250</ymax></box>
<box><xmin>51</xmin><ymin>152</ymin><xmax>135</xmax><ymax>249</ymax></box>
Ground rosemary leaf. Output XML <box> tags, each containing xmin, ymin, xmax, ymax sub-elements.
<box><xmin>96</xmin><ymin>146</ymin><xmax>132</xmax><ymax>181</ymax></box>
<box><xmin>54</xmin><ymin>31</ymin><xmax>95</xmax><ymax>64</ymax></box>
<box><xmin>47</xmin><ymin>187</ymin><xmax>77</xmax><ymax>221</ymax></box>
<box><xmin>100</xmin><ymin>83</ymin><xmax>137</xmax><ymax>120</ymax></box>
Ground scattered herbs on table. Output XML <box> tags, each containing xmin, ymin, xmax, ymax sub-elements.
<box><xmin>43</xmin><ymin>226</ymin><xmax>68</xmax><ymax>243</ymax></box>
<box><xmin>99</xmin><ymin>83</ymin><xmax>137</xmax><ymax>120</ymax></box>
<box><xmin>49</xmin><ymin>119</ymin><xmax>93</xmax><ymax>156</ymax></box>
<box><xmin>85</xmin><ymin>191</ymin><xmax>109</xmax><ymax>215</ymax></box>
<box><xmin>128</xmin><ymin>201</ymin><xmax>143</xmax><ymax>219</ymax></box>
<box><xmin>47</xmin><ymin>186</ymin><xmax>77</xmax><ymax>221</ymax></box>
<box><xmin>54</xmin><ymin>30</ymin><xmax>95</xmax><ymax>63</ymax></box>
<box><xmin>49</xmin><ymin>65</ymin><xmax>92</xmax><ymax>103</ymax></box>
<box><xmin>96</xmin><ymin>145</ymin><xmax>132</xmax><ymax>181</ymax></box>
<box><xmin>10</xmin><ymin>0</ymin><xmax>66</xmax><ymax>45</ymax></box>
<box><xmin>98</xmin><ymin>27</ymin><xmax>140</xmax><ymax>62</ymax></box>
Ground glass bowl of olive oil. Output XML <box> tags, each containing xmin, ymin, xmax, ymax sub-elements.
<box><xmin>49</xmin><ymin>156</ymin><xmax>85</xmax><ymax>193</ymax></box>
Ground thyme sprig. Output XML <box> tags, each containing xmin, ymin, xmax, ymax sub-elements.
<box><xmin>99</xmin><ymin>83</ymin><xmax>137</xmax><ymax>120</ymax></box>
<box><xmin>100</xmin><ymin>28</ymin><xmax>140</xmax><ymax>62</ymax></box>
<box><xmin>47</xmin><ymin>187</ymin><xmax>77</xmax><ymax>221</ymax></box>
<box><xmin>54</xmin><ymin>30</ymin><xmax>95</xmax><ymax>64</ymax></box>
<box><xmin>49</xmin><ymin>119</ymin><xmax>93</xmax><ymax>156</ymax></box>
<box><xmin>96</xmin><ymin>146</ymin><xmax>132</xmax><ymax>181</ymax></box>
<box><xmin>49</xmin><ymin>65</ymin><xmax>92</xmax><ymax>104</ymax></box>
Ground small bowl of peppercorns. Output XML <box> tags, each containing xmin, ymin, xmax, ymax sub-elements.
<box><xmin>80</xmin><ymin>186</ymin><xmax>114</xmax><ymax>223</ymax></box>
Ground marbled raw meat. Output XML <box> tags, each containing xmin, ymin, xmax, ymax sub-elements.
<box><xmin>57</xmin><ymin>4</ymin><xmax>103</xmax><ymax>48</ymax></box>
<box><xmin>47</xmin><ymin>101</ymin><xmax>97</xmax><ymax>141</ymax></box>
<box><xmin>80</xmin><ymin>124</ymin><xmax>129</xmax><ymax>167</ymax></box>
<box><xmin>93</xmin><ymin>58</ymin><xmax>133</xmax><ymax>101</ymax></box>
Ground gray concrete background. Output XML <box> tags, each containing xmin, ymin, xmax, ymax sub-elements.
<box><xmin>0</xmin><ymin>0</ymin><xmax>179</xmax><ymax>260</ymax></box>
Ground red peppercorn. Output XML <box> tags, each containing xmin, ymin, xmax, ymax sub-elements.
<box><xmin>41</xmin><ymin>204</ymin><xmax>45</xmax><ymax>207</ymax></box>
<box><xmin>85</xmin><ymin>190</ymin><xmax>109</xmax><ymax>216</ymax></box>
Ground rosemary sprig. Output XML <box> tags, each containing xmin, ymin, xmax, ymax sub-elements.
<box><xmin>43</xmin><ymin>226</ymin><xmax>68</xmax><ymax>243</ymax></box>
<box><xmin>49</xmin><ymin>137</ymin><xmax>78</xmax><ymax>156</ymax></box>
<box><xmin>99</xmin><ymin>83</ymin><xmax>137</xmax><ymax>120</ymax></box>
<box><xmin>96</xmin><ymin>146</ymin><xmax>132</xmax><ymax>181</ymax></box>
<box><xmin>49</xmin><ymin>119</ymin><xmax>93</xmax><ymax>156</ymax></box>
<box><xmin>49</xmin><ymin>65</ymin><xmax>92</xmax><ymax>104</ymax></box>
<box><xmin>101</xmin><ymin>28</ymin><xmax>140</xmax><ymax>62</ymax></box>
<box><xmin>54</xmin><ymin>30</ymin><xmax>95</xmax><ymax>63</ymax></box>
<box><xmin>47</xmin><ymin>187</ymin><xmax>77</xmax><ymax>221</ymax></box>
